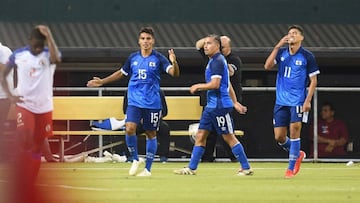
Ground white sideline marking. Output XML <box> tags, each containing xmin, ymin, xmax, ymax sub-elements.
<box><xmin>0</xmin><ymin>179</ymin><xmax>117</xmax><ymax>192</ymax></box>
<box><xmin>37</xmin><ymin>183</ymin><xmax>116</xmax><ymax>191</ymax></box>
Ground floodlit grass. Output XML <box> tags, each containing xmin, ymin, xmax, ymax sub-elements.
<box><xmin>2</xmin><ymin>162</ymin><xmax>360</xmax><ymax>203</ymax></box>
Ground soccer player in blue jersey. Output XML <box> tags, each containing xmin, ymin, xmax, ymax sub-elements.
<box><xmin>174</xmin><ymin>34</ymin><xmax>253</xmax><ymax>176</ymax></box>
<box><xmin>87</xmin><ymin>27</ymin><xmax>180</xmax><ymax>176</ymax></box>
<box><xmin>264</xmin><ymin>25</ymin><xmax>320</xmax><ymax>178</ymax></box>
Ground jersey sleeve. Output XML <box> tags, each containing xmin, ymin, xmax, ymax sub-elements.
<box><xmin>6</xmin><ymin>52</ymin><xmax>16</xmax><ymax>69</ymax></box>
<box><xmin>228</xmin><ymin>54</ymin><xmax>242</xmax><ymax>71</ymax></box>
<box><xmin>209</xmin><ymin>56</ymin><xmax>225</xmax><ymax>77</ymax></box>
<box><xmin>158</xmin><ymin>53</ymin><xmax>171</xmax><ymax>73</ymax></box>
<box><xmin>306</xmin><ymin>52</ymin><xmax>320</xmax><ymax>77</ymax></box>
<box><xmin>275</xmin><ymin>47</ymin><xmax>285</xmax><ymax>64</ymax></box>
<box><xmin>120</xmin><ymin>53</ymin><xmax>134</xmax><ymax>76</ymax></box>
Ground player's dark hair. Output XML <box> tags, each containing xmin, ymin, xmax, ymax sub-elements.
<box><xmin>288</xmin><ymin>25</ymin><xmax>304</xmax><ymax>36</ymax></box>
<box><xmin>139</xmin><ymin>27</ymin><xmax>155</xmax><ymax>38</ymax></box>
<box><xmin>207</xmin><ymin>34</ymin><xmax>222</xmax><ymax>53</ymax></box>
<box><xmin>29</xmin><ymin>27</ymin><xmax>46</xmax><ymax>41</ymax></box>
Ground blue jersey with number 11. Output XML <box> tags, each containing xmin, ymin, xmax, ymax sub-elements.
<box><xmin>275</xmin><ymin>47</ymin><xmax>320</xmax><ymax>106</ymax></box>
<box><xmin>120</xmin><ymin>50</ymin><xmax>171</xmax><ymax>109</ymax></box>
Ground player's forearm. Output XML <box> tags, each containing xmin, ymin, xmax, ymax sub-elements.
<box><xmin>102</xmin><ymin>70</ymin><xmax>123</xmax><ymax>84</ymax></box>
<box><xmin>195</xmin><ymin>38</ymin><xmax>205</xmax><ymax>50</ymax></box>
<box><xmin>264</xmin><ymin>47</ymin><xmax>279</xmax><ymax>70</ymax></box>
<box><xmin>170</xmin><ymin>61</ymin><xmax>180</xmax><ymax>77</ymax></box>
<box><xmin>305</xmin><ymin>76</ymin><xmax>318</xmax><ymax>104</ymax></box>
<box><xmin>229</xmin><ymin>83</ymin><xmax>238</xmax><ymax>104</ymax></box>
<box><xmin>46</xmin><ymin>36</ymin><xmax>61</xmax><ymax>64</ymax></box>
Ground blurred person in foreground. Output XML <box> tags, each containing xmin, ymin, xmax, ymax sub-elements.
<box><xmin>1</xmin><ymin>25</ymin><xmax>61</xmax><ymax>202</ymax></box>
<box><xmin>174</xmin><ymin>34</ymin><xmax>253</xmax><ymax>176</ymax></box>
<box><xmin>87</xmin><ymin>27</ymin><xmax>180</xmax><ymax>176</ymax></box>
<box><xmin>0</xmin><ymin>42</ymin><xmax>13</xmax><ymax>153</ymax></box>
<box><xmin>264</xmin><ymin>25</ymin><xmax>320</xmax><ymax>178</ymax></box>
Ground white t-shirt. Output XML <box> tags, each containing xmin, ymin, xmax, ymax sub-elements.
<box><xmin>7</xmin><ymin>46</ymin><xmax>58</xmax><ymax>113</ymax></box>
<box><xmin>0</xmin><ymin>43</ymin><xmax>13</xmax><ymax>99</ymax></box>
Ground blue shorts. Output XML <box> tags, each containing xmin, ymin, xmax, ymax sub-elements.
<box><xmin>199</xmin><ymin>107</ymin><xmax>234</xmax><ymax>135</ymax></box>
<box><xmin>125</xmin><ymin>105</ymin><xmax>162</xmax><ymax>131</ymax></box>
<box><xmin>273</xmin><ymin>104</ymin><xmax>304</xmax><ymax>127</ymax></box>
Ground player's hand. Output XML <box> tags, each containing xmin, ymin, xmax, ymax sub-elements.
<box><xmin>87</xmin><ymin>77</ymin><xmax>103</xmax><ymax>87</ymax></box>
<box><xmin>234</xmin><ymin>102</ymin><xmax>247</xmax><ymax>114</ymax></box>
<box><xmin>302</xmin><ymin>101</ymin><xmax>311</xmax><ymax>113</ymax></box>
<box><xmin>9</xmin><ymin>95</ymin><xmax>23</xmax><ymax>104</ymax></box>
<box><xmin>36</xmin><ymin>25</ymin><xmax>52</xmax><ymax>38</ymax></box>
<box><xmin>190</xmin><ymin>84</ymin><xmax>200</xmax><ymax>94</ymax></box>
<box><xmin>276</xmin><ymin>35</ymin><xmax>290</xmax><ymax>48</ymax></box>
<box><xmin>168</xmin><ymin>49</ymin><xmax>177</xmax><ymax>63</ymax></box>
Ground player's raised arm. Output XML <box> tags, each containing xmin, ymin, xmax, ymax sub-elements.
<box><xmin>264</xmin><ymin>35</ymin><xmax>289</xmax><ymax>70</ymax></box>
<box><xmin>167</xmin><ymin>49</ymin><xmax>180</xmax><ymax>77</ymax></box>
<box><xmin>37</xmin><ymin>25</ymin><xmax>61</xmax><ymax>64</ymax></box>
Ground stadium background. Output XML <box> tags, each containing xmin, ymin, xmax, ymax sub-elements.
<box><xmin>1</xmin><ymin>0</ymin><xmax>360</xmax><ymax>159</ymax></box>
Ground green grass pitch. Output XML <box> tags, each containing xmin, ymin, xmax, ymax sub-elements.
<box><xmin>1</xmin><ymin>162</ymin><xmax>359</xmax><ymax>202</ymax></box>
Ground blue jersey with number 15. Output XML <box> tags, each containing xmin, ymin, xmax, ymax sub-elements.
<box><xmin>275</xmin><ymin>47</ymin><xmax>320</xmax><ymax>106</ymax></box>
<box><xmin>120</xmin><ymin>50</ymin><xmax>172</xmax><ymax>109</ymax></box>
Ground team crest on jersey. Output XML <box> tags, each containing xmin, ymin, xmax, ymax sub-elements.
<box><xmin>149</xmin><ymin>62</ymin><xmax>156</xmax><ymax>67</ymax></box>
<box><xmin>295</xmin><ymin>60</ymin><xmax>302</xmax><ymax>65</ymax></box>
<box><xmin>133</xmin><ymin>61</ymin><xmax>138</xmax><ymax>66</ymax></box>
<box><xmin>280</xmin><ymin>57</ymin><xmax>285</xmax><ymax>61</ymax></box>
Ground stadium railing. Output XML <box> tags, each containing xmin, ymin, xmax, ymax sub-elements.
<box><xmin>7</xmin><ymin>86</ymin><xmax>360</xmax><ymax>162</ymax></box>
<box><xmin>7</xmin><ymin>92</ymin><xmax>244</xmax><ymax>162</ymax></box>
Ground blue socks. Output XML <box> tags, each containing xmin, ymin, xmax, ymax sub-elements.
<box><xmin>279</xmin><ymin>136</ymin><xmax>291</xmax><ymax>151</ymax></box>
<box><xmin>145</xmin><ymin>137</ymin><xmax>158</xmax><ymax>172</ymax></box>
<box><xmin>125</xmin><ymin>135</ymin><xmax>138</xmax><ymax>161</ymax></box>
<box><xmin>126</xmin><ymin>135</ymin><xmax>158</xmax><ymax>172</ymax></box>
<box><xmin>288</xmin><ymin>138</ymin><xmax>300</xmax><ymax>170</ymax></box>
<box><xmin>232</xmin><ymin>143</ymin><xmax>250</xmax><ymax>170</ymax></box>
<box><xmin>189</xmin><ymin>146</ymin><xmax>205</xmax><ymax>170</ymax></box>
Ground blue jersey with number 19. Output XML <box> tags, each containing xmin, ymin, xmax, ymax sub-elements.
<box><xmin>205</xmin><ymin>52</ymin><xmax>233</xmax><ymax>109</ymax></box>
<box><xmin>275</xmin><ymin>47</ymin><xmax>320</xmax><ymax>106</ymax></box>
<box><xmin>120</xmin><ymin>50</ymin><xmax>172</xmax><ymax>109</ymax></box>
